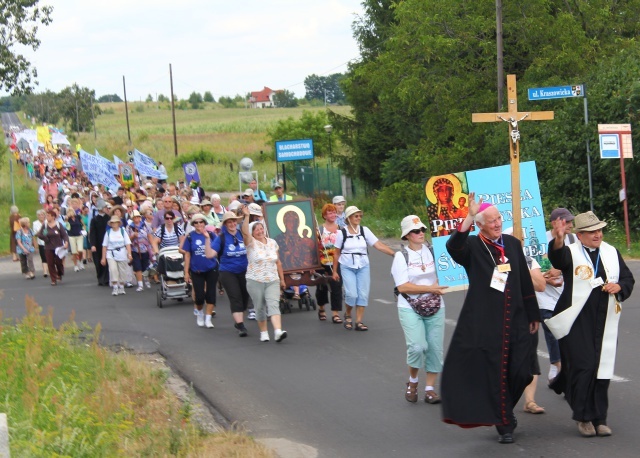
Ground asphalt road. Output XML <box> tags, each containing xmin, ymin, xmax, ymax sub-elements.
<box><xmin>1</xmin><ymin>246</ymin><xmax>639</xmax><ymax>458</ymax></box>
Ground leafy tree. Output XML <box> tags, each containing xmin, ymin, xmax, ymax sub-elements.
<box><xmin>157</xmin><ymin>94</ymin><xmax>168</xmax><ymax>103</ymax></box>
<box><xmin>0</xmin><ymin>95</ymin><xmax>24</xmax><ymax>112</ymax></box>
<box><xmin>266</xmin><ymin>110</ymin><xmax>331</xmax><ymax>157</ymax></box>
<box><xmin>188</xmin><ymin>91</ymin><xmax>203</xmax><ymax>109</ymax></box>
<box><xmin>273</xmin><ymin>89</ymin><xmax>298</xmax><ymax>108</ymax></box>
<box><xmin>22</xmin><ymin>90</ymin><xmax>60</xmax><ymax>124</ymax></box>
<box><xmin>145</xmin><ymin>94</ymin><xmax>153</xmax><ymax>102</ymax></box>
<box><xmin>304</xmin><ymin>73</ymin><xmax>346</xmax><ymax>104</ymax></box>
<box><xmin>0</xmin><ymin>0</ymin><xmax>53</xmax><ymax>94</ymax></box>
<box><xmin>97</xmin><ymin>94</ymin><xmax>122</xmax><ymax>103</ymax></box>
<box><xmin>58</xmin><ymin>84</ymin><xmax>100</xmax><ymax>132</ymax></box>
<box><xmin>203</xmin><ymin>91</ymin><xmax>215</xmax><ymax>102</ymax></box>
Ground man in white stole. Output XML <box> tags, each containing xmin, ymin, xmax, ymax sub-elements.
<box><xmin>546</xmin><ymin>211</ymin><xmax>634</xmax><ymax>438</ymax></box>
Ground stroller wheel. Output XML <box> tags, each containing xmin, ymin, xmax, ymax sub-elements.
<box><xmin>310</xmin><ymin>298</ymin><xmax>317</xmax><ymax>311</ymax></box>
<box><xmin>156</xmin><ymin>290</ymin><xmax>163</xmax><ymax>308</ymax></box>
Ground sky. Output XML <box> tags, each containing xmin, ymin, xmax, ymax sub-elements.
<box><xmin>7</xmin><ymin>0</ymin><xmax>365</xmax><ymax>101</ymax></box>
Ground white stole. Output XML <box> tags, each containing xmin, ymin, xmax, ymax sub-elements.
<box><xmin>544</xmin><ymin>241</ymin><xmax>620</xmax><ymax>378</ymax></box>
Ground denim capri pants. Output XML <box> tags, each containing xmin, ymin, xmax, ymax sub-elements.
<box><xmin>397</xmin><ymin>306</ymin><xmax>445</xmax><ymax>373</ymax></box>
<box><xmin>341</xmin><ymin>264</ymin><xmax>370</xmax><ymax>306</ymax></box>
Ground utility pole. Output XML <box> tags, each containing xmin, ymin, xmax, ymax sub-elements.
<box><xmin>90</xmin><ymin>94</ymin><xmax>97</xmax><ymax>140</ymax></box>
<box><xmin>170</xmin><ymin>63</ymin><xmax>178</xmax><ymax>157</ymax></box>
<box><xmin>123</xmin><ymin>75</ymin><xmax>132</xmax><ymax>145</ymax></box>
<box><xmin>496</xmin><ymin>0</ymin><xmax>504</xmax><ymax>110</ymax></box>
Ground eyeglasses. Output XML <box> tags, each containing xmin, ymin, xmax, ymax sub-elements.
<box><xmin>164</xmin><ymin>217</ymin><xmax>173</xmax><ymax>221</ymax></box>
<box><xmin>409</xmin><ymin>228</ymin><xmax>426</xmax><ymax>235</ymax></box>
<box><xmin>352</xmin><ymin>214</ymin><xmax>362</xmax><ymax>218</ymax></box>
<box><xmin>193</xmin><ymin>220</ymin><xmax>205</xmax><ymax>225</ymax></box>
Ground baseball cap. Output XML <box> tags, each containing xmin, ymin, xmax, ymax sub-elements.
<box><xmin>549</xmin><ymin>208</ymin><xmax>574</xmax><ymax>222</ymax></box>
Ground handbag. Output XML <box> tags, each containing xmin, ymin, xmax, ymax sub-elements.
<box><xmin>401</xmin><ymin>292</ymin><xmax>441</xmax><ymax>317</ymax></box>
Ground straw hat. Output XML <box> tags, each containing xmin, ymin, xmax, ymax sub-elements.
<box><xmin>574</xmin><ymin>211</ymin><xmax>607</xmax><ymax>232</ymax></box>
<box><xmin>190</xmin><ymin>213</ymin><xmax>207</xmax><ymax>224</ymax></box>
<box><xmin>108</xmin><ymin>215</ymin><xmax>122</xmax><ymax>225</ymax></box>
<box><xmin>131</xmin><ymin>210</ymin><xmax>141</xmax><ymax>218</ymax></box>
<box><xmin>221</xmin><ymin>211</ymin><xmax>243</xmax><ymax>225</ymax></box>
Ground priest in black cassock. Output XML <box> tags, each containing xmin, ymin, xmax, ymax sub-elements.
<box><xmin>441</xmin><ymin>192</ymin><xmax>539</xmax><ymax>444</ymax></box>
<box><xmin>546</xmin><ymin>211</ymin><xmax>634</xmax><ymax>437</ymax></box>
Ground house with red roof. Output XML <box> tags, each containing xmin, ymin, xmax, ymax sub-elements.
<box><xmin>248</xmin><ymin>86</ymin><xmax>281</xmax><ymax>108</ymax></box>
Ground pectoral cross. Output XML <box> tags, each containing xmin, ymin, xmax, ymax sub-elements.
<box><xmin>472</xmin><ymin>75</ymin><xmax>554</xmax><ymax>242</ymax></box>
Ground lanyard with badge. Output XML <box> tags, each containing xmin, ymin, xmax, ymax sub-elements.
<box><xmin>480</xmin><ymin>234</ymin><xmax>510</xmax><ymax>293</ymax></box>
<box><xmin>582</xmin><ymin>245</ymin><xmax>622</xmax><ymax>313</ymax></box>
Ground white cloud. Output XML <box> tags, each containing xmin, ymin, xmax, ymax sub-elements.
<box><xmin>5</xmin><ymin>0</ymin><xmax>363</xmax><ymax>100</ymax></box>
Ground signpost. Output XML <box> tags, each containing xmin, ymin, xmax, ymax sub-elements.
<box><xmin>598</xmin><ymin>124</ymin><xmax>633</xmax><ymax>250</ymax></box>
<box><xmin>274</xmin><ymin>139</ymin><xmax>314</xmax><ymax>192</ymax></box>
<box><xmin>528</xmin><ymin>83</ymin><xmax>594</xmax><ymax>211</ymax></box>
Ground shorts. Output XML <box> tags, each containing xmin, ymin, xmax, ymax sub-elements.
<box><xmin>68</xmin><ymin>236</ymin><xmax>84</xmax><ymax>254</ymax></box>
<box><xmin>131</xmin><ymin>251</ymin><xmax>150</xmax><ymax>273</ymax></box>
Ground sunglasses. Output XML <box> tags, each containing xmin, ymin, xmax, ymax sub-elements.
<box><xmin>164</xmin><ymin>217</ymin><xmax>173</xmax><ymax>221</ymax></box>
<box><xmin>193</xmin><ymin>220</ymin><xmax>205</xmax><ymax>225</ymax></box>
<box><xmin>409</xmin><ymin>228</ymin><xmax>426</xmax><ymax>235</ymax></box>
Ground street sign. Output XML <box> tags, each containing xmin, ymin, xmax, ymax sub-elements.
<box><xmin>599</xmin><ymin>134</ymin><xmax>620</xmax><ymax>159</ymax></box>
<box><xmin>275</xmin><ymin>139</ymin><xmax>314</xmax><ymax>162</ymax></box>
<box><xmin>528</xmin><ymin>84</ymin><xmax>584</xmax><ymax>101</ymax></box>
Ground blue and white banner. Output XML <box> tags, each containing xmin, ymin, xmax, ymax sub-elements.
<box><xmin>425</xmin><ymin>161</ymin><xmax>546</xmax><ymax>289</ymax></box>
<box><xmin>183</xmin><ymin>161</ymin><xmax>200</xmax><ymax>183</ymax></box>
<box><xmin>134</xmin><ymin>149</ymin><xmax>167</xmax><ymax>179</ymax></box>
<box><xmin>94</xmin><ymin>149</ymin><xmax>118</xmax><ymax>175</ymax></box>
<box><xmin>275</xmin><ymin>139</ymin><xmax>314</xmax><ymax>162</ymax></box>
<box><xmin>79</xmin><ymin>150</ymin><xmax>119</xmax><ymax>195</ymax></box>
<box><xmin>113</xmin><ymin>155</ymin><xmax>125</xmax><ymax>166</ymax></box>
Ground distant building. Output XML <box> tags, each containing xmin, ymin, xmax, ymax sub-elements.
<box><xmin>248</xmin><ymin>86</ymin><xmax>282</xmax><ymax>108</ymax></box>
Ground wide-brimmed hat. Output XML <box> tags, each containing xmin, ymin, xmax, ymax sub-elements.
<box><xmin>221</xmin><ymin>211</ymin><xmax>243</xmax><ymax>225</ymax></box>
<box><xmin>549</xmin><ymin>207</ymin><xmax>574</xmax><ymax>222</ymax></box>
<box><xmin>111</xmin><ymin>204</ymin><xmax>126</xmax><ymax>215</ymax></box>
<box><xmin>248</xmin><ymin>203</ymin><xmax>263</xmax><ymax>217</ymax></box>
<box><xmin>400</xmin><ymin>215</ymin><xmax>427</xmax><ymax>239</ymax></box>
<box><xmin>108</xmin><ymin>215</ymin><xmax>122</xmax><ymax>225</ymax></box>
<box><xmin>332</xmin><ymin>195</ymin><xmax>346</xmax><ymax>204</ymax></box>
<box><xmin>345</xmin><ymin>206</ymin><xmax>362</xmax><ymax>220</ymax></box>
<box><xmin>131</xmin><ymin>210</ymin><xmax>141</xmax><ymax>218</ymax></box>
<box><xmin>200</xmin><ymin>199</ymin><xmax>212</xmax><ymax>207</ymax></box>
<box><xmin>574</xmin><ymin>211</ymin><xmax>607</xmax><ymax>232</ymax></box>
<box><xmin>190</xmin><ymin>213</ymin><xmax>207</xmax><ymax>224</ymax></box>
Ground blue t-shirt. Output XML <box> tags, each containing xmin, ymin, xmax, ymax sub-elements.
<box><xmin>182</xmin><ymin>231</ymin><xmax>218</xmax><ymax>273</ymax></box>
<box><xmin>212</xmin><ymin>229</ymin><xmax>248</xmax><ymax>273</ymax></box>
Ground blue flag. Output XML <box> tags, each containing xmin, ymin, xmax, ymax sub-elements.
<box><xmin>183</xmin><ymin>161</ymin><xmax>200</xmax><ymax>183</ymax></box>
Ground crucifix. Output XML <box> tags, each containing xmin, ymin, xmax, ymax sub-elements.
<box><xmin>472</xmin><ymin>74</ymin><xmax>554</xmax><ymax>242</ymax></box>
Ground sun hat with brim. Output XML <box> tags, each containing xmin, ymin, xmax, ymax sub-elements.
<box><xmin>108</xmin><ymin>215</ymin><xmax>122</xmax><ymax>225</ymax></box>
<box><xmin>190</xmin><ymin>213</ymin><xmax>207</xmax><ymax>224</ymax></box>
<box><xmin>344</xmin><ymin>206</ymin><xmax>363</xmax><ymax>220</ymax></box>
<box><xmin>131</xmin><ymin>210</ymin><xmax>141</xmax><ymax>218</ymax></box>
<box><xmin>243</xmin><ymin>188</ymin><xmax>254</xmax><ymax>197</ymax></box>
<box><xmin>400</xmin><ymin>215</ymin><xmax>427</xmax><ymax>239</ymax></box>
<box><xmin>221</xmin><ymin>211</ymin><xmax>243</xmax><ymax>225</ymax></box>
<box><xmin>111</xmin><ymin>205</ymin><xmax>126</xmax><ymax>215</ymax></box>
<box><xmin>574</xmin><ymin>211</ymin><xmax>607</xmax><ymax>232</ymax></box>
<box><xmin>248</xmin><ymin>203</ymin><xmax>263</xmax><ymax>217</ymax></box>
<box><xmin>332</xmin><ymin>195</ymin><xmax>346</xmax><ymax>204</ymax></box>
<box><xmin>200</xmin><ymin>199</ymin><xmax>212</xmax><ymax>207</ymax></box>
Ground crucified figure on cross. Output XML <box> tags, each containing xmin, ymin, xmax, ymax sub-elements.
<box><xmin>498</xmin><ymin>113</ymin><xmax>530</xmax><ymax>145</ymax></box>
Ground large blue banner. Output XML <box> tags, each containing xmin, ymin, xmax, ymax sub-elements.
<box><xmin>426</xmin><ymin>161</ymin><xmax>547</xmax><ymax>289</ymax></box>
<box><xmin>79</xmin><ymin>150</ymin><xmax>119</xmax><ymax>194</ymax></box>
<box><xmin>134</xmin><ymin>149</ymin><xmax>167</xmax><ymax>179</ymax></box>
<box><xmin>275</xmin><ymin>139</ymin><xmax>314</xmax><ymax>162</ymax></box>
<box><xmin>95</xmin><ymin>150</ymin><xmax>118</xmax><ymax>175</ymax></box>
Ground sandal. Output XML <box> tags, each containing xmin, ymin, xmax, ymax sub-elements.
<box><xmin>354</xmin><ymin>322</ymin><xmax>369</xmax><ymax>331</ymax></box>
<box><xmin>331</xmin><ymin>315</ymin><xmax>343</xmax><ymax>324</ymax></box>
<box><xmin>343</xmin><ymin>315</ymin><xmax>353</xmax><ymax>330</ymax></box>
<box><xmin>524</xmin><ymin>401</ymin><xmax>545</xmax><ymax>414</ymax></box>
<box><xmin>405</xmin><ymin>382</ymin><xmax>418</xmax><ymax>403</ymax></box>
<box><xmin>318</xmin><ymin>309</ymin><xmax>327</xmax><ymax>321</ymax></box>
<box><xmin>424</xmin><ymin>390</ymin><xmax>441</xmax><ymax>404</ymax></box>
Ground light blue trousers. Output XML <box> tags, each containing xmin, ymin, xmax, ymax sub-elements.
<box><xmin>397</xmin><ymin>307</ymin><xmax>445</xmax><ymax>373</ymax></box>
<box><xmin>341</xmin><ymin>264</ymin><xmax>370</xmax><ymax>306</ymax></box>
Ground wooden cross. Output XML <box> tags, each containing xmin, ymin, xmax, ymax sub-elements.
<box><xmin>472</xmin><ymin>74</ymin><xmax>554</xmax><ymax>242</ymax></box>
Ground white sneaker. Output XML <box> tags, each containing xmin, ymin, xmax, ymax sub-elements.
<box><xmin>145</xmin><ymin>281</ymin><xmax>151</xmax><ymax>289</ymax></box>
<box><xmin>247</xmin><ymin>310</ymin><xmax>256</xmax><ymax>320</ymax></box>
<box><xmin>136</xmin><ymin>286</ymin><xmax>144</xmax><ymax>292</ymax></box>
<box><xmin>260</xmin><ymin>331</ymin><xmax>270</xmax><ymax>342</ymax></box>
<box><xmin>193</xmin><ymin>308</ymin><xmax>199</xmax><ymax>316</ymax></box>
<box><xmin>79</xmin><ymin>264</ymin><xmax>85</xmax><ymax>270</ymax></box>
<box><xmin>196</xmin><ymin>311</ymin><xmax>205</xmax><ymax>327</ymax></box>
<box><xmin>74</xmin><ymin>266</ymin><xmax>79</xmax><ymax>272</ymax></box>
<box><xmin>275</xmin><ymin>329</ymin><xmax>287</xmax><ymax>343</ymax></box>
<box><xmin>112</xmin><ymin>287</ymin><xmax>119</xmax><ymax>296</ymax></box>
<box><xmin>118</xmin><ymin>286</ymin><xmax>126</xmax><ymax>295</ymax></box>
<box><xmin>125</xmin><ymin>282</ymin><xmax>133</xmax><ymax>288</ymax></box>
<box><xmin>205</xmin><ymin>315</ymin><xmax>214</xmax><ymax>328</ymax></box>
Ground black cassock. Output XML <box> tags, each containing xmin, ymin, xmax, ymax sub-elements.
<box><xmin>441</xmin><ymin>229</ymin><xmax>538</xmax><ymax>430</ymax></box>
<box><xmin>548</xmin><ymin>241</ymin><xmax>634</xmax><ymax>424</ymax></box>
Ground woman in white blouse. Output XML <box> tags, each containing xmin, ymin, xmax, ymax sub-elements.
<box><xmin>391</xmin><ymin>215</ymin><xmax>448</xmax><ymax>405</ymax></box>
<box><xmin>240</xmin><ymin>205</ymin><xmax>287</xmax><ymax>342</ymax></box>
<box><xmin>332</xmin><ymin>206</ymin><xmax>395</xmax><ymax>331</ymax></box>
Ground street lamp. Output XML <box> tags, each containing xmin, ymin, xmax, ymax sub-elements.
<box><xmin>324</xmin><ymin>124</ymin><xmax>333</xmax><ymax>164</ymax></box>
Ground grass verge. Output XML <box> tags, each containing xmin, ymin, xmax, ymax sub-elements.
<box><xmin>0</xmin><ymin>297</ymin><xmax>273</xmax><ymax>457</ymax></box>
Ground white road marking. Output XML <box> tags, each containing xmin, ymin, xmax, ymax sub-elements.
<box><xmin>374</xmin><ymin>299</ymin><xmax>395</xmax><ymax>304</ymax></box>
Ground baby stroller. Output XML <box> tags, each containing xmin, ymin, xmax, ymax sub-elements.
<box><xmin>279</xmin><ymin>284</ymin><xmax>316</xmax><ymax>314</ymax></box>
<box><xmin>156</xmin><ymin>247</ymin><xmax>192</xmax><ymax>308</ymax></box>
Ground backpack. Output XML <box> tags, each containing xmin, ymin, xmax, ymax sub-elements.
<box><xmin>393</xmin><ymin>241</ymin><xmax>435</xmax><ymax>298</ymax></box>
<box><xmin>106</xmin><ymin>226</ymin><xmax>125</xmax><ymax>238</ymax></box>
<box><xmin>339</xmin><ymin>225</ymin><xmax>366</xmax><ymax>251</ymax></box>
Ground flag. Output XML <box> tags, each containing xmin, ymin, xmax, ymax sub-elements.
<box><xmin>183</xmin><ymin>161</ymin><xmax>200</xmax><ymax>183</ymax></box>
<box><xmin>134</xmin><ymin>148</ymin><xmax>167</xmax><ymax>179</ymax></box>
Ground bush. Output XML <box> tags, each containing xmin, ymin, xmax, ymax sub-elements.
<box><xmin>375</xmin><ymin>181</ymin><xmax>427</xmax><ymax>220</ymax></box>
<box><xmin>172</xmin><ymin>149</ymin><xmax>218</xmax><ymax>169</ymax></box>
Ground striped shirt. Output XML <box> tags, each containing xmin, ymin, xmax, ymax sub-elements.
<box><xmin>154</xmin><ymin>224</ymin><xmax>184</xmax><ymax>249</ymax></box>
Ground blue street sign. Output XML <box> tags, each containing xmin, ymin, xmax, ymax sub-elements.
<box><xmin>528</xmin><ymin>85</ymin><xmax>584</xmax><ymax>101</ymax></box>
<box><xmin>275</xmin><ymin>139</ymin><xmax>314</xmax><ymax>162</ymax></box>
<box><xmin>599</xmin><ymin>134</ymin><xmax>620</xmax><ymax>159</ymax></box>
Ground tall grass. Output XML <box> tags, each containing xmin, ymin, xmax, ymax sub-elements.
<box><xmin>0</xmin><ymin>297</ymin><xmax>273</xmax><ymax>457</ymax></box>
